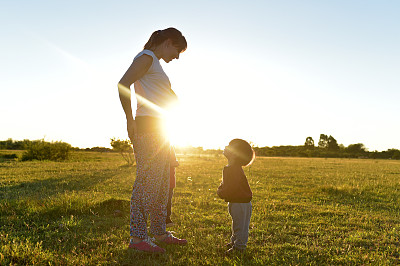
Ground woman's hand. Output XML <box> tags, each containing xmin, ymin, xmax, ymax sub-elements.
<box><xmin>127</xmin><ymin>118</ymin><xmax>137</xmax><ymax>144</ymax></box>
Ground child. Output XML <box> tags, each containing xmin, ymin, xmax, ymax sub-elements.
<box><xmin>217</xmin><ymin>139</ymin><xmax>255</xmax><ymax>254</ymax></box>
<box><xmin>166</xmin><ymin>146</ymin><xmax>179</xmax><ymax>227</ymax></box>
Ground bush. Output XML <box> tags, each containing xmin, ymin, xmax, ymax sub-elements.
<box><xmin>0</xmin><ymin>153</ymin><xmax>18</xmax><ymax>162</ymax></box>
<box><xmin>392</xmin><ymin>150</ymin><xmax>400</xmax><ymax>160</ymax></box>
<box><xmin>2</xmin><ymin>154</ymin><xmax>18</xmax><ymax>159</ymax></box>
<box><xmin>21</xmin><ymin>140</ymin><xmax>71</xmax><ymax>161</ymax></box>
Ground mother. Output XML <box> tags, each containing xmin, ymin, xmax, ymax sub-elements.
<box><xmin>118</xmin><ymin>28</ymin><xmax>187</xmax><ymax>253</ymax></box>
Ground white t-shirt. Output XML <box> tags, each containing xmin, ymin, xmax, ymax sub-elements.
<box><xmin>133</xmin><ymin>50</ymin><xmax>176</xmax><ymax>117</ymax></box>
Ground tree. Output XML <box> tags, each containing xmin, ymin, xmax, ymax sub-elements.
<box><xmin>346</xmin><ymin>143</ymin><xmax>366</xmax><ymax>154</ymax></box>
<box><xmin>318</xmin><ymin>134</ymin><xmax>329</xmax><ymax>149</ymax></box>
<box><xmin>304</xmin><ymin>137</ymin><xmax>314</xmax><ymax>149</ymax></box>
<box><xmin>327</xmin><ymin>135</ymin><xmax>339</xmax><ymax>151</ymax></box>
<box><xmin>392</xmin><ymin>150</ymin><xmax>400</xmax><ymax>160</ymax></box>
<box><xmin>385</xmin><ymin>149</ymin><xmax>400</xmax><ymax>160</ymax></box>
<box><xmin>110</xmin><ymin>138</ymin><xmax>135</xmax><ymax>165</ymax></box>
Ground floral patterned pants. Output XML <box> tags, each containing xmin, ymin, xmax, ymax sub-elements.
<box><xmin>130</xmin><ymin>132</ymin><xmax>170</xmax><ymax>239</ymax></box>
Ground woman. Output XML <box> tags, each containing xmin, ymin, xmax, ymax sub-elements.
<box><xmin>118</xmin><ymin>28</ymin><xmax>187</xmax><ymax>253</ymax></box>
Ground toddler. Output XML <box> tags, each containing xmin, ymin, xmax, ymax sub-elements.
<box><xmin>217</xmin><ymin>139</ymin><xmax>255</xmax><ymax>253</ymax></box>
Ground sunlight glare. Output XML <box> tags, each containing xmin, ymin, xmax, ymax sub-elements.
<box><xmin>164</xmin><ymin>103</ymin><xmax>191</xmax><ymax>146</ymax></box>
<box><xmin>119</xmin><ymin>83</ymin><xmax>221</xmax><ymax>148</ymax></box>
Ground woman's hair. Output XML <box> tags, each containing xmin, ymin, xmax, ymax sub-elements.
<box><xmin>144</xmin><ymin>28</ymin><xmax>187</xmax><ymax>53</ymax></box>
<box><xmin>228</xmin><ymin>139</ymin><xmax>255</xmax><ymax>167</ymax></box>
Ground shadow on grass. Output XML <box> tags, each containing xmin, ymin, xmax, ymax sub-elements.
<box><xmin>1</xmin><ymin>167</ymin><xmax>132</xmax><ymax>201</ymax></box>
<box><xmin>35</xmin><ymin>197</ymin><xmax>131</xmax><ymax>220</ymax></box>
<box><xmin>1</xmin><ymin>198</ymin><xmax>132</xmax><ymax>261</ymax></box>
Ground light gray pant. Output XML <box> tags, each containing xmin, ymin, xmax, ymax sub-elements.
<box><xmin>228</xmin><ymin>202</ymin><xmax>252</xmax><ymax>250</ymax></box>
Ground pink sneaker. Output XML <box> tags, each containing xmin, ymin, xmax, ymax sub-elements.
<box><xmin>128</xmin><ymin>238</ymin><xmax>166</xmax><ymax>253</ymax></box>
<box><xmin>158</xmin><ymin>232</ymin><xmax>187</xmax><ymax>245</ymax></box>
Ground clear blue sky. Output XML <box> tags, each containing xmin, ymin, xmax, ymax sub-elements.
<box><xmin>1</xmin><ymin>0</ymin><xmax>399</xmax><ymax>151</ymax></box>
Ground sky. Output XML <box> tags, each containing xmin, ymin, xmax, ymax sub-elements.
<box><xmin>1</xmin><ymin>0</ymin><xmax>399</xmax><ymax>151</ymax></box>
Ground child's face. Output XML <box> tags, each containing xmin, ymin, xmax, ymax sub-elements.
<box><xmin>223</xmin><ymin>144</ymin><xmax>235</xmax><ymax>162</ymax></box>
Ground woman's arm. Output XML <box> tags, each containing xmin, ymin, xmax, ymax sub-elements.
<box><xmin>118</xmin><ymin>54</ymin><xmax>153</xmax><ymax>141</ymax></box>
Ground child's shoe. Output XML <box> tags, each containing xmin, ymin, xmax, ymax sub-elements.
<box><xmin>156</xmin><ymin>231</ymin><xmax>187</xmax><ymax>245</ymax></box>
<box><xmin>128</xmin><ymin>237</ymin><xmax>166</xmax><ymax>253</ymax></box>
<box><xmin>225</xmin><ymin>246</ymin><xmax>244</xmax><ymax>255</ymax></box>
<box><xmin>225</xmin><ymin>242</ymin><xmax>234</xmax><ymax>249</ymax></box>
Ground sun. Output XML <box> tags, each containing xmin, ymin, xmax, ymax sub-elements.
<box><xmin>163</xmin><ymin>102</ymin><xmax>225</xmax><ymax>150</ymax></box>
<box><xmin>164</xmin><ymin>105</ymin><xmax>193</xmax><ymax>147</ymax></box>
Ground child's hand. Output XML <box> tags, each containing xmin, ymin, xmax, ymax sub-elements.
<box><xmin>217</xmin><ymin>185</ymin><xmax>224</xmax><ymax>199</ymax></box>
<box><xmin>170</xmin><ymin>160</ymin><xmax>179</xmax><ymax>167</ymax></box>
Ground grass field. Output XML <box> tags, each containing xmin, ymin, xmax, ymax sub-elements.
<box><xmin>1</xmin><ymin>151</ymin><xmax>400</xmax><ymax>265</ymax></box>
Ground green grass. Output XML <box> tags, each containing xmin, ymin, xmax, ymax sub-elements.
<box><xmin>1</xmin><ymin>151</ymin><xmax>400</xmax><ymax>265</ymax></box>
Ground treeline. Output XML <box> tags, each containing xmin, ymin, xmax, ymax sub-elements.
<box><xmin>0</xmin><ymin>139</ymin><xmax>113</xmax><ymax>153</ymax></box>
<box><xmin>253</xmin><ymin>145</ymin><xmax>400</xmax><ymax>159</ymax></box>
<box><xmin>254</xmin><ymin>134</ymin><xmax>400</xmax><ymax>160</ymax></box>
<box><xmin>173</xmin><ymin>135</ymin><xmax>400</xmax><ymax>160</ymax></box>
<box><xmin>75</xmin><ymin>147</ymin><xmax>113</xmax><ymax>152</ymax></box>
<box><xmin>0</xmin><ymin>139</ymin><xmax>31</xmax><ymax>150</ymax></box>
<box><xmin>2</xmin><ymin>135</ymin><xmax>400</xmax><ymax>160</ymax></box>
<box><xmin>174</xmin><ymin>146</ymin><xmax>220</xmax><ymax>156</ymax></box>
